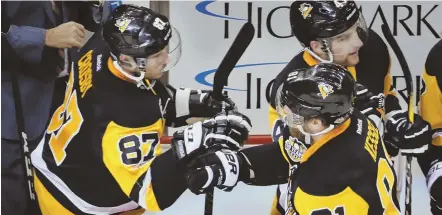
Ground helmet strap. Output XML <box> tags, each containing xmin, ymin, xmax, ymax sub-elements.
<box><xmin>112</xmin><ymin>60</ymin><xmax>156</xmax><ymax>91</ymax></box>
<box><xmin>296</xmin><ymin>124</ymin><xmax>335</xmax><ymax>145</ymax></box>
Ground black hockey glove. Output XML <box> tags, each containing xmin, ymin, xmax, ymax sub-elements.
<box><xmin>171</xmin><ymin>111</ymin><xmax>251</xmax><ymax>165</ymax></box>
<box><xmin>185</xmin><ymin>149</ymin><xmax>249</xmax><ymax>194</ymax></box>
<box><xmin>384</xmin><ymin>110</ymin><xmax>432</xmax><ymax>156</ymax></box>
<box><xmin>354</xmin><ymin>83</ymin><xmax>385</xmax><ymax>130</ymax></box>
<box><xmin>174</xmin><ymin>87</ymin><xmax>236</xmax><ymax>120</ymax></box>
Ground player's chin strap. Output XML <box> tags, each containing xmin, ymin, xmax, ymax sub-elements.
<box><xmin>296</xmin><ymin>124</ymin><xmax>335</xmax><ymax>145</ymax></box>
<box><xmin>304</xmin><ymin>39</ymin><xmax>334</xmax><ymax>63</ymax></box>
<box><xmin>112</xmin><ymin>61</ymin><xmax>156</xmax><ymax>91</ymax></box>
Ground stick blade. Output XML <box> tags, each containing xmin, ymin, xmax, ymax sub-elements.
<box><xmin>212</xmin><ymin>22</ymin><xmax>255</xmax><ymax>98</ymax></box>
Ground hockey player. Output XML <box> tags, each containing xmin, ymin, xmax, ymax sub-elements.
<box><xmin>182</xmin><ymin>63</ymin><xmax>401</xmax><ymax>215</ymax></box>
<box><xmin>419</xmin><ymin>39</ymin><xmax>442</xmax><ymax>215</ymax></box>
<box><xmin>30</xmin><ymin>5</ymin><xmax>252</xmax><ymax>215</ymax></box>
<box><xmin>267</xmin><ymin>1</ymin><xmax>432</xmax><ymax>213</ymax></box>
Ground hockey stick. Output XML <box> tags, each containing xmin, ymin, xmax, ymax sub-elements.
<box><xmin>381</xmin><ymin>24</ymin><xmax>414</xmax><ymax>215</ymax></box>
<box><xmin>205</xmin><ymin>22</ymin><xmax>255</xmax><ymax>215</ymax></box>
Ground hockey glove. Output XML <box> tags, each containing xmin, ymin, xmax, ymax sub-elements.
<box><xmin>185</xmin><ymin>149</ymin><xmax>248</xmax><ymax>194</ymax></box>
<box><xmin>171</xmin><ymin>111</ymin><xmax>251</xmax><ymax>164</ymax></box>
<box><xmin>385</xmin><ymin>110</ymin><xmax>432</xmax><ymax>156</ymax></box>
<box><xmin>354</xmin><ymin>83</ymin><xmax>385</xmax><ymax>131</ymax></box>
<box><xmin>174</xmin><ymin>87</ymin><xmax>236</xmax><ymax>120</ymax></box>
<box><xmin>427</xmin><ymin>157</ymin><xmax>442</xmax><ymax>215</ymax></box>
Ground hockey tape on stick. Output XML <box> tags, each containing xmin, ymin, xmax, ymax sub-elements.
<box><xmin>381</xmin><ymin>24</ymin><xmax>414</xmax><ymax>215</ymax></box>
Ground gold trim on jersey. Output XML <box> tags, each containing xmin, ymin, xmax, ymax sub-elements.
<box><xmin>268</xmin><ymin>106</ymin><xmax>279</xmax><ymax>131</ymax></box>
<box><xmin>102</xmin><ymin>119</ymin><xmax>164</xmax><ymax>211</ymax></box>
<box><xmin>302</xmin><ymin>51</ymin><xmax>357</xmax><ymax>80</ymax></box>
<box><xmin>383</xmin><ymin>56</ymin><xmax>396</xmax><ymax>97</ymax></box>
<box><xmin>120</xmin><ymin>208</ymin><xmax>146</xmax><ymax>215</ymax></box>
<box><xmin>293</xmin><ymin>186</ymin><xmax>369</xmax><ymax>215</ymax></box>
<box><xmin>34</xmin><ymin>173</ymin><xmax>75</xmax><ymax>215</ymax></box>
<box><xmin>420</xmin><ymin>70</ymin><xmax>442</xmax><ymax>146</ymax></box>
<box><xmin>301</xmin><ymin>119</ymin><xmax>351</xmax><ymax>163</ymax></box>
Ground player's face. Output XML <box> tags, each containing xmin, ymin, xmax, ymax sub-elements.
<box><xmin>144</xmin><ymin>48</ymin><xmax>169</xmax><ymax>79</ymax></box>
<box><xmin>330</xmin><ymin>23</ymin><xmax>364</xmax><ymax>66</ymax></box>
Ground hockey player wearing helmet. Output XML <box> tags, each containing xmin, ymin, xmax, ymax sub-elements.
<box><xmin>419</xmin><ymin>39</ymin><xmax>442</xmax><ymax>215</ymax></box>
<box><xmin>183</xmin><ymin>63</ymin><xmax>401</xmax><ymax>215</ymax></box>
<box><xmin>30</xmin><ymin>5</ymin><xmax>251</xmax><ymax>214</ymax></box>
<box><xmin>267</xmin><ymin>1</ymin><xmax>432</xmax><ymax>214</ymax></box>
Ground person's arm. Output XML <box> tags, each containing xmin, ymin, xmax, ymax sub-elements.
<box><xmin>184</xmin><ymin>139</ymin><xmax>291</xmax><ymax>196</ymax></box>
<box><xmin>5</xmin><ymin>25</ymin><xmax>47</xmax><ymax>64</ymax></box>
<box><xmin>6</xmin><ymin>22</ymin><xmax>85</xmax><ymax>64</ymax></box>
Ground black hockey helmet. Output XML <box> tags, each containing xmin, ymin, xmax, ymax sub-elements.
<box><xmin>275</xmin><ymin>63</ymin><xmax>356</xmax><ymax>127</ymax></box>
<box><xmin>290</xmin><ymin>0</ymin><xmax>368</xmax><ymax>48</ymax></box>
<box><xmin>102</xmin><ymin>4</ymin><xmax>181</xmax><ymax>71</ymax></box>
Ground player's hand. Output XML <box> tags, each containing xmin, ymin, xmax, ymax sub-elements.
<box><xmin>354</xmin><ymin>83</ymin><xmax>384</xmax><ymax>119</ymax></box>
<box><xmin>384</xmin><ymin>110</ymin><xmax>432</xmax><ymax>156</ymax></box>
<box><xmin>45</xmin><ymin>22</ymin><xmax>85</xmax><ymax>48</ymax></box>
<box><xmin>171</xmin><ymin>110</ymin><xmax>251</xmax><ymax>164</ymax></box>
<box><xmin>185</xmin><ymin>149</ymin><xmax>244</xmax><ymax>194</ymax></box>
<box><xmin>354</xmin><ymin>83</ymin><xmax>385</xmax><ymax>134</ymax></box>
<box><xmin>174</xmin><ymin>88</ymin><xmax>236</xmax><ymax>119</ymax></box>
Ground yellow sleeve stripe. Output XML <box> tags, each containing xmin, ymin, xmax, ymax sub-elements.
<box><xmin>433</xmin><ymin>134</ymin><xmax>442</xmax><ymax>147</ymax></box>
<box><xmin>278</xmin><ymin>137</ymin><xmax>290</xmax><ymax>164</ymax></box>
<box><xmin>145</xmin><ymin>183</ymin><xmax>160</xmax><ymax>211</ymax></box>
<box><xmin>137</xmin><ymin>169</ymin><xmax>161</xmax><ymax>212</ymax></box>
<box><xmin>268</xmin><ymin>106</ymin><xmax>279</xmax><ymax>131</ymax></box>
<box><xmin>34</xmin><ymin>174</ymin><xmax>75</xmax><ymax>215</ymax></box>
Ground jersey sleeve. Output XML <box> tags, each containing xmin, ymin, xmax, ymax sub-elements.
<box><xmin>420</xmin><ymin>40</ymin><xmax>442</xmax><ymax>147</ymax></box>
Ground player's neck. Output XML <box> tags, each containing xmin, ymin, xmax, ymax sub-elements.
<box><xmin>311</xmin><ymin>134</ymin><xmax>324</xmax><ymax>144</ymax></box>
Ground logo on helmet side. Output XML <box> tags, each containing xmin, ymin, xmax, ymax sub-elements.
<box><xmin>298</xmin><ymin>3</ymin><xmax>313</xmax><ymax>19</ymax></box>
<box><xmin>334</xmin><ymin>0</ymin><xmax>348</xmax><ymax>8</ymax></box>
<box><xmin>115</xmin><ymin>18</ymin><xmax>132</xmax><ymax>33</ymax></box>
<box><xmin>318</xmin><ymin>83</ymin><xmax>334</xmax><ymax>99</ymax></box>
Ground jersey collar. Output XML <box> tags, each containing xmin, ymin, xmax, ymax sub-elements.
<box><xmin>302</xmin><ymin>51</ymin><xmax>357</xmax><ymax>80</ymax></box>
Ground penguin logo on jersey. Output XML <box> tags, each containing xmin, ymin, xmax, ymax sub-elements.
<box><xmin>299</xmin><ymin>3</ymin><xmax>313</xmax><ymax>19</ymax></box>
<box><xmin>115</xmin><ymin>18</ymin><xmax>131</xmax><ymax>33</ymax></box>
<box><xmin>284</xmin><ymin>137</ymin><xmax>307</xmax><ymax>163</ymax></box>
<box><xmin>318</xmin><ymin>83</ymin><xmax>334</xmax><ymax>99</ymax></box>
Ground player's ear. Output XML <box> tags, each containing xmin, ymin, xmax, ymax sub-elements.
<box><xmin>118</xmin><ymin>54</ymin><xmax>139</xmax><ymax>73</ymax></box>
<box><xmin>310</xmin><ymin>41</ymin><xmax>324</xmax><ymax>55</ymax></box>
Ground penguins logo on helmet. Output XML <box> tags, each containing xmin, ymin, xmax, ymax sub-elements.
<box><xmin>115</xmin><ymin>17</ymin><xmax>131</xmax><ymax>33</ymax></box>
<box><xmin>318</xmin><ymin>83</ymin><xmax>334</xmax><ymax>99</ymax></box>
<box><xmin>298</xmin><ymin>3</ymin><xmax>313</xmax><ymax>19</ymax></box>
<box><xmin>334</xmin><ymin>0</ymin><xmax>348</xmax><ymax>8</ymax></box>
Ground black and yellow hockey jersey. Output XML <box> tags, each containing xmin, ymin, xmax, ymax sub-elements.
<box><xmin>268</xmin><ymin>28</ymin><xmax>400</xmax><ymax>215</ymax></box>
<box><xmin>278</xmin><ymin>111</ymin><xmax>400</xmax><ymax>215</ymax></box>
<box><xmin>268</xmin><ymin>29</ymin><xmax>398</xmax><ymax>138</ymax></box>
<box><xmin>418</xmin><ymin>39</ymin><xmax>442</xmax><ymax>178</ymax></box>
<box><xmin>31</xmin><ymin>32</ymin><xmax>186</xmax><ymax>215</ymax></box>
<box><xmin>420</xmin><ymin>39</ymin><xmax>442</xmax><ymax>148</ymax></box>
